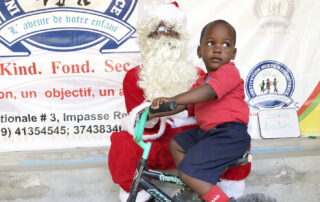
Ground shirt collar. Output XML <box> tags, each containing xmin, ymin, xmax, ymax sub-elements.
<box><xmin>200</xmin><ymin>62</ymin><xmax>235</xmax><ymax>81</ymax></box>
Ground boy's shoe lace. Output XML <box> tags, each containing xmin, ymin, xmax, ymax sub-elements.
<box><xmin>171</xmin><ymin>186</ymin><xmax>204</xmax><ymax>202</ymax></box>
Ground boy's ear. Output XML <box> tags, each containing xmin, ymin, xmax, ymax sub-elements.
<box><xmin>197</xmin><ymin>45</ymin><xmax>202</xmax><ymax>58</ymax></box>
<box><xmin>232</xmin><ymin>48</ymin><xmax>237</xmax><ymax>60</ymax></box>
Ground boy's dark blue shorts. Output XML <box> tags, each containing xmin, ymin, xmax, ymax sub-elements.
<box><xmin>173</xmin><ymin>122</ymin><xmax>251</xmax><ymax>185</ymax></box>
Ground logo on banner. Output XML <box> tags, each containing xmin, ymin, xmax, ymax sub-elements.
<box><xmin>245</xmin><ymin>60</ymin><xmax>296</xmax><ymax>109</ymax></box>
<box><xmin>0</xmin><ymin>0</ymin><xmax>137</xmax><ymax>56</ymax></box>
<box><xmin>254</xmin><ymin>0</ymin><xmax>294</xmax><ymax>29</ymax></box>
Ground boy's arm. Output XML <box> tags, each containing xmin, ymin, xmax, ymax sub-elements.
<box><xmin>149</xmin><ymin>84</ymin><xmax>216</xmax><ymax>119</ymax></box>
<box><xmin>172</xmin><ymin>83</ymin><xmax>216</xmax><ymax>105</ymax></box>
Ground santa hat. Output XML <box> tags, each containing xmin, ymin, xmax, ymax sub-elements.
<box><xmin>145</xmin><ymin>1</ymin><xmax>186</xmax><ymax>27</ymax></box>
<box><xmin>137</xmin><ymin>1</ymin><xmax>188</xmax><ymax>41</ymax></box>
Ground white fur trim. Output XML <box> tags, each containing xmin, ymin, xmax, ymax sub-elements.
<box><xmin>219</xmin><ymin>179</ymin><xmax>245</xmax><ymax>199</ymax></box>
<box><xmin>145</xmin><ymin>117</ymin><xmax>159</xmax><ymax>128</ymax></box>
<box><xmin>119</xmin><ymin>188</ymin><xmax>151</xmax><ymax>202</ymax></box>
<box><xmin>166</xmin><ymin>110</ymin><xmax>197</xmax><ymax>128</ymax></box>
<box><xmin>146</xmin><ymin>4</ymin><xmax>186</xmax><ymax>26</ymax></box>
<box><xmin>143</xmin><ymin>117</ymin><xmax>166</xmax><ymax>141</ymax></box>
<box><xmin>121</xmin><ymin>102</ymin><xmax>151</xmax><ymax>136</ymax></box>
<box><xmin>121</xmin><ymin>102</ymin><xmax>167</xmax><ymax>140</ymax></box>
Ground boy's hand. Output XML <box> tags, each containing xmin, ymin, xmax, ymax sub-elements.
<box><xmin>151</xmin><ymin>97</ymin><xmax>172</xmax><ymax>111</ymax></box>
<box><xmin>148</xmin><ymin>98</ymin><xmax>185</xmax><ymax>120</ymax></box>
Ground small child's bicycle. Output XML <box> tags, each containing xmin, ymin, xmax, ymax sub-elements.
<box><xmin>127</xmin><ymin>102</ymin><xmax>260</xmax><ymax>202</ymax></box>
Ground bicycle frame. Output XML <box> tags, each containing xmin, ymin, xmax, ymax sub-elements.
<box><xmin>127</xmin><ymin>108</ymin><xmax>185</xmax><ymax>202</ymax></box>
<box><xmin>127</xmin><ymin>105</ymin><xmax>252</xmax><ymax>202</ymax></box>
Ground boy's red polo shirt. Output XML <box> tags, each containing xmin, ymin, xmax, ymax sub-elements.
<box><xmin>188</xmin><ymin>62</ymin><xmax>249</xmax><ymax>131</ymax></box>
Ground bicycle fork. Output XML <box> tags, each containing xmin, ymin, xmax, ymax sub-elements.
<box><xmin>127</xmin><ymin>158</ymin><xmax>185</xmax><ymax>202</ymax></box>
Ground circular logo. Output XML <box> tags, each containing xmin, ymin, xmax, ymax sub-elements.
<box><xmin>254</xmin><ymin>0</ymin><xmax>294</xmax><ymax>28</ymax></box>
<box><xmin>245</xmin><ymin>60</ymin><xmax>295</xmax><ymax>109</ymax></box>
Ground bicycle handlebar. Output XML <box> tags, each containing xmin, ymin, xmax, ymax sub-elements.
<box><xmin>149</xmin><ymin>101</ymin><xmax>178</xmax><ymax>113</ymax></box>
<box><xmin>133</xmin><ymin>101</ymin><xmax>177</xmax><ymax>159</ymax></box>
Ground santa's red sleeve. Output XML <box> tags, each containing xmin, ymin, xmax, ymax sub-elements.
<box><xmin>120</xmin><ymin>66</ymin><xmax>169</xmax><ymax>140</ymax></box>
<box><xmin>123</xmin><ymin>66</ymin><xmax>145</xmax><ymax>113</ymax></box>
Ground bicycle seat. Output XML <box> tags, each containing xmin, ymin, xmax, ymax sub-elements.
<box><xmin>228</xmin><ymin>151</ymin><xmax>252</xmax><ymax>168</ymax></box>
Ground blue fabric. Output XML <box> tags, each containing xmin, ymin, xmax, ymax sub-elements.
<box><xmin>173</xmin><ymin>122</ymin><xmax>251</xmax><ymax>184</ymax></box>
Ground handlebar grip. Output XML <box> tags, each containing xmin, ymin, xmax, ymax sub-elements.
<box><xmin>149</xmin><ymin>101</ymin><xmax>178</xmax><ymax>113</ymax></box>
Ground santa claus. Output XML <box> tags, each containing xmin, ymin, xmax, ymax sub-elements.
<box><xmin>108</xmin><ymin>2</ymin><xmax>251</xmax><ymax>202</ymax></box>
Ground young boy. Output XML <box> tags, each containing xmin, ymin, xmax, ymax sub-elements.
<box><xmin>149</xmin><ymin>20</ymin><xmax>251</xmax><ymax>202</ymax></box>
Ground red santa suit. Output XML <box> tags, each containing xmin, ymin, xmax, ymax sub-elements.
<box><xmin>108</xmin><ymin>66</ymin><xmax>199</xmax><ymax>200</ymax></box>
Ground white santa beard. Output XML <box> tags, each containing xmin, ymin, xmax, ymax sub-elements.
<box><xmin>138</xmin><ymin>37</ymin><xmax>198</xmax><ymax>101</ymax></box>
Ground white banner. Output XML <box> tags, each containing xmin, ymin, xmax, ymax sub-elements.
<box><xmin>0</xmin><ymin>0</ymin><xmax>319</xmax><ymax>152</ymax></box>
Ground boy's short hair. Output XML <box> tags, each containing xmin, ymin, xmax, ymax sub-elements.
<box><xmin>199</xmin><ymin>19</ymin><xmax>237</xmax><ymax>46</ymax></box>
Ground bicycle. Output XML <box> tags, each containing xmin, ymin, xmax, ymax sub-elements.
<box><xmin>126</xmin><ymin>101</ymin><xmax>262</xmax><ymax>202</ymax></box>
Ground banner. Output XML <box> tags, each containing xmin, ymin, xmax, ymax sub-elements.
<box><xmin>0</xmin><ymin>0</ymin><xmax>319</xmax><ymax>152</ymax></box>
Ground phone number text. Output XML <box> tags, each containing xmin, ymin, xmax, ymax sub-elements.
<box><xmin>0</xmin><ymin>125</ymin><xmax>121</xmax><ymax>138</ymax></box>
